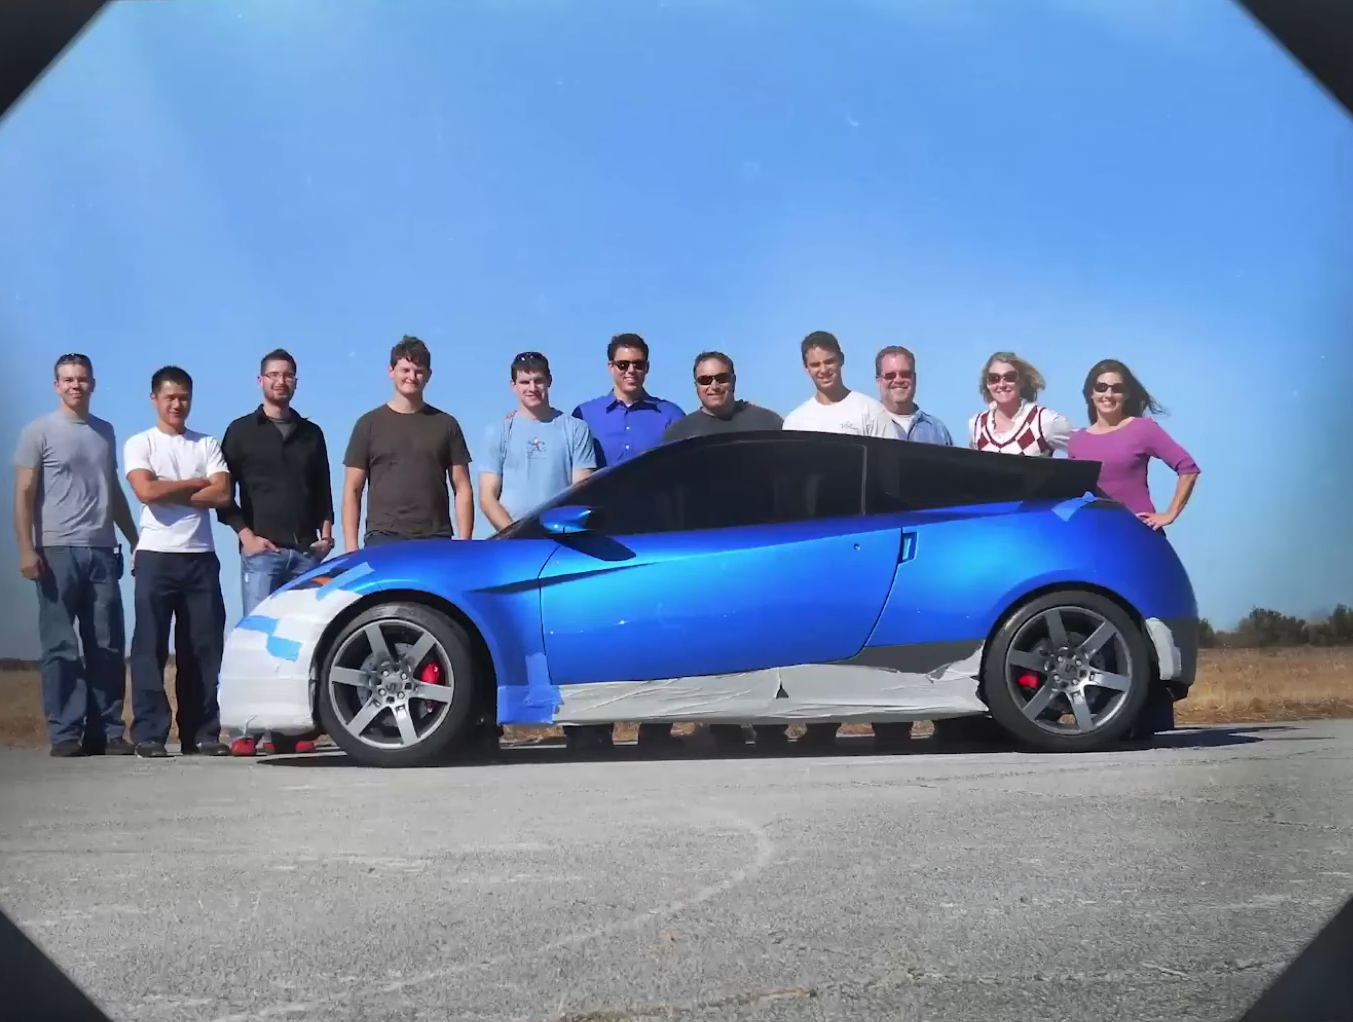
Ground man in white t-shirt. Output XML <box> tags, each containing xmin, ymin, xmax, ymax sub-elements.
<box><xmin>781</xmin><ymin>331</ymin><xmax>899</xmax><ymax>750</ymax></box>
<box><xmin>122</xmin><ymin>365</ymin><xmax>232</xmax><ymax>759</ymax></box>
<box><xmin>783</xmin><ymin>330</ymin><xmax>901</xmax><ymax>439</ymax></box>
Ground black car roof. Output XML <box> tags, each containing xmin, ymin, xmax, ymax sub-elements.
<box><xmin>654</xmin><ymin>429</ymin><xmax>1104</xmax><ymax>505</ymax></box>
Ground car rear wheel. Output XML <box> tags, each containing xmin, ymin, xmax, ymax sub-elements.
<box><xmin>983</xmin><ymin>590</ymin><xmax>1150</xmax><ymax>753</ymax></box>
<box><xmin>316</xmin><ymin>602</ymin><xmax>477</xmax><ymax>767</ymax></box>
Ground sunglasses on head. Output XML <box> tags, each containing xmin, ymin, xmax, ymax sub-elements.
<box><xmin>987</xmin><ymin>370</ymin><xmax>1019</xmax><ymax>384</ymax></box>
<box><xmin>612</xmin><ymin>359</ymin><xmax>648</xmax><ymax>372</ymax></box>
<box><xmin>880</xmin><ymin>369</ymin><xmax>914</xmax><ymax>381</ymax></box>
<box><xmin>696</xmin><ymin>372</ymin><xmax>731</xmax><ymax>386</ymax></box>
<box><xmin>1093</xmin><ymin>381</ymin><xmax>1126</xmax><ymax>394</ymax></box>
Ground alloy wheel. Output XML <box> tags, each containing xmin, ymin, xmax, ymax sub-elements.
<box><xmin>1003</xmin><ymin>605</ymin><xmax>1136</xmax><ymax>737</ymax></box>
<box><xmin>326</xmin><ymin>618</ymin><xmax>456</xmax><ymax>750</ymax></box>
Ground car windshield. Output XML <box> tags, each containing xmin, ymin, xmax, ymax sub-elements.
<box><xmin>489</xmin><ymin>459</ymin><xmax>629</xmax><ymax>539</ymax></box>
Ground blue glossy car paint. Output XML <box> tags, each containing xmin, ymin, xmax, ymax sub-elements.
<box><xmin>282</xmin><ymin>539</ymin><xmax>562</xmax><ymax>718</ymax></box>
<box><xmin>862</xmin><ymin>497</ymin><xmax>1197</xmax><ymax>653</ymax></box>
<box><xmin>240</xmin><ymin>459</ymin><xmax>1196</xmax><ymax>731</ymax></box>
<box><xmin>537</xmin><ymin>517</ymin><xmax>904</xmax><ymax>684</ymax></box>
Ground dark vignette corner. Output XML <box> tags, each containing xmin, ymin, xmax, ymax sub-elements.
<box><xmin>0</xmin><ymin>2</ymin><xmax>1349</xmax><ymax>1022</ymax></box>
<box><xmin>1233</xmin><ymin>0</ymin><xmax>1353</xmax><ymax>118</ymax></box>
<box><xmin>0</xmin><ymin>0</ymin><xmax>108</xmax><ymax>124</ymax></box>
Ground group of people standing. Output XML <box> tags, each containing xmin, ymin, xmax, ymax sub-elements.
<box><xmin>13</xmin><ymin>328</ymin><xmax>1200</xmax><ymax>759</ymax></box>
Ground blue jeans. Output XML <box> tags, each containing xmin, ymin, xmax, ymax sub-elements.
<box><xmin>241</xmin><ymin>546</ymin><xmax>323</xmax><ymax>617</ymax></box>
<box><xmin>34</xmin><ymin>545</ymin><xmax>127</xmax><ymax>747</ymax></box>
<box><xmin>229</xmin><ymin>546</ymin><xmax>323</xmax><ymax>744</ymax></box>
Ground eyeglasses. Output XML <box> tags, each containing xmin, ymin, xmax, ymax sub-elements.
<box><xmin>513</xmin><ymin>350</ymin><xmax>547</xmax><ymax>362</ymax></box>
<box><xmin>612</xmin><ymin>359</ymin><xmax>648</xmax><ymax>372</ymax></box>
<box><xmin>880</xmin><ymin>370</ymin><xmax>914</xmax><ymax>381</ymax></box>
<box><xmin>695</xmin><ymin>372</ymin><xmax>731</xmax><ymax>386</ymax></box>
<box><xmin>1093</xmin><ymin>381</ymin><xmax>1126</xmax><ymax>394</ymax></box>
<box><xmin>987</xmin><ymin>370</ymin><xmax>1019</xmax><ymax>384</ymax></box>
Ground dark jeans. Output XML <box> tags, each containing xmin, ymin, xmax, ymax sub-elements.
<box><xmin>130</xmin><ymin>550</ymin><xmax>226</xmax><ymax>747</ymax></box>
<box><xmin>33</xmin><ymin>545</ymin><xmax>126</xmax><ymax>747</ymax></box>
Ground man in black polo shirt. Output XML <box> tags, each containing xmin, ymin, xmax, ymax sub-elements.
<box><xmin>662</xmin><ymin>350</ymin><xmax>784</xmax><ymax>441</ymax></box>
<box><xmin>216</xmin><ymin>347</ymin><xmax>334</xmax><ymax>756</ymax></box>
<box><xmin>663</xmin><ymin>351</ymin><xmax>789</xmax><ymax>751</ymax></box>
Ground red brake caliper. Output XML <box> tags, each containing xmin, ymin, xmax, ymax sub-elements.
<box><xmin>1017</xmin><ymin>671</ymin><xmax>1041</xmax><ymax>690</ymax></box>
<box><xmin>418</xmin><ymin>661</ymin><xmax>443</xmax><ymax>711</ymax></box>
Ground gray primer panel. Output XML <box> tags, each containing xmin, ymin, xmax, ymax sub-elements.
<box><xmin>552</xmin><ymin>643</ymin><xmax>988</xmax><ymax>725</ymax></box>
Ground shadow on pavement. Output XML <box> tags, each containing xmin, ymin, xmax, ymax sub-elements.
<box><xmin>258</xmin><ymin>721</ymin><xmax>1303</xmax><ymax>769</ymax></box>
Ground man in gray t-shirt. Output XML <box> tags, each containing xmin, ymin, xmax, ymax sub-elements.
<box><xmin>663</xmin><ymin>351</ymin><xmax>787</xmax><ymax>750</ymax></box>
<box><xmin>13</xmin><ymin>354</ymin><xmax>139</xmax><ymax>757</ymax></box>
<box><xmin>662</xmin><ymin>352</ymin><xmax>784</xmax><ymax>442</ymax></box>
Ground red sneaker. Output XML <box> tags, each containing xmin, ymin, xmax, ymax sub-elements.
<box><xmin>230</xmin><ymin>737</ymin><xmax>258</xmax><ymax>757</ymax></box>
<box><xmin>294</xmin><ymin>740</ymin><xmax>317</xmax><ymax>754</ymax></box>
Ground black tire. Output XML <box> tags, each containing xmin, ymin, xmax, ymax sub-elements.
<box><xmin>983</xmin><ymin>589</ymin><xmax>1151</xmax><ymax>753</ymax></box>
<box><xmin>316</xmin><ymin>601</ymin><xmax>479</xmax><ymax>768</ymax></box>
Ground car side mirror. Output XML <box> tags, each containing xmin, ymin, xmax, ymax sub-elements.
<box><xmin>539</xmin><ymin>505</ymin><xmax>596</xmax><ymax>536</ymax></box>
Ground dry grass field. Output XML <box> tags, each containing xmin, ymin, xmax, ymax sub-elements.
<box><xmin>2</xmin><ymin>646</ymin><xmax>1350</xmax><ymax>749</ymax></box>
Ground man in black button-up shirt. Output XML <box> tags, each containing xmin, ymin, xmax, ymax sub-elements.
<box><xmin>212</xmin><ymin>348</ymin><xmax>334</xmax><ymax>755</ymax></box>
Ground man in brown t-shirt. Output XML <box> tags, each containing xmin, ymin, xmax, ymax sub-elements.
<box><xmin>341</xmin><ymin>336</ymin><xmax>474</xmax><ymax>550</ymax></box>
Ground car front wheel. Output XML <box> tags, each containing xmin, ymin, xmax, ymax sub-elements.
<box><xmin>316</xmin><ymin>601</ymin><xmax>477</xmax><ymax>767</ymax></box>
<box><xmin>983</xmin><ymin>590</ymin><xmax>1151</xmax><ymax>753</ymax></box>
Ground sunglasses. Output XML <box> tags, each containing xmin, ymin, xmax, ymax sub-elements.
<box><xmin>1093</xmin><ymin>381</ymin><xmax>1126</xmax><ymax>394</ymax></box>
<box><xmin>986</xmin><ymin>370</ymin><xmax>1019</xmax><ymax>384</ymax></box>
<box><xmin>880</xmin><ymin>370</ymin><xmax>914</xmax><ymax>381</ymax></box>
<box><xmin>612</xmin><ymin>359</ymin><xmax>648</xmax><ymax>372</ymax></box>
<box><xmin>513</xmin><ymin>350</ymin><xmax>548</xmax><ymax>364</ymax></box>
<box><xmin>696</xmin><ymin>372</ymin><xmax>731</xmax><ymax>386</ymax></box>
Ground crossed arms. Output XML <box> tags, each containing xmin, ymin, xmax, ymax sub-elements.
<box><xmin>124</xmin><ymin>471</ymin><xmax>231</xmax><ymax>508</ymax></box>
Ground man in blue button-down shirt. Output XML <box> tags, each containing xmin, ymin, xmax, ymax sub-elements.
<box><xmin>571</xmin><ymin>333</ymin><xmax>685</xmax><ymax>469</ymax></box>
<box><xmin>570</xmin><ymin>333</ymin><xmax>685</xmax><ymax>752</ymax></box>
<box><xmin>874</xmin><ymin>345</ymin><xmax>955</xmax><ymax>447</ymax></box>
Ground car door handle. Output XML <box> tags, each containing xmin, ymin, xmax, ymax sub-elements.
<box><xmin>899</xmin><ymin>531</ymin><xmax>917</xmax><ymax>563</ymax></box>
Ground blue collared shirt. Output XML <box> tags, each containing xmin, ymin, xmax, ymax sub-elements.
<box><xmin>889</xmin><ymin>407</ymin><xmax>954</xmax><ymax>446</ymax></box>
<box><xmin>571</xmin><ymin>391</ymin><xmax>686</xmax><ymax>467</ymax></box>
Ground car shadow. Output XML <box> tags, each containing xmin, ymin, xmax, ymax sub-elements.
<box><xmin>258</xmin><ymin>722</ymin><xmax>1305</xmax><ymax>768</ymax></box>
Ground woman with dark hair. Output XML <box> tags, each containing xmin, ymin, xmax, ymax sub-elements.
<box><xmin>1067</xmin><ymin>359</ymin><xmax>1200</xmax><ymax>530</ymax></box>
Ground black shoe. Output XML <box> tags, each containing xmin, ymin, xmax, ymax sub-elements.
<box><xmin>134</xmin><ymin>741</ymin><xmax>169</xmax><ymax>759</ymax></box>
<box><xmin>872</xmin><ymin>722</ymin><xmax>914</xmax><ymax>751</ymax></box>
<box><xmin>708</xmin><ymin>724</ymin><xmax>748</xmax><ymax>749</ymax></box>
<box><xmin>564</xmin><ymin>725</ymin><xmax>614</xmax><ymax>753</ymax></box>
<box><xmin>636</xmin><ymin>724</ymin><xmax>684</xmax><ymax>750</ymax></box>
<box><xmin>797</xmin><ymin>723</ymin><xmax>840</xmax><ymax>748</ymax></box>
<box><xmin>195</xmin><ymin>741</ymin><xmax>231</xmax><ymax>757</ymax></box>
<box><xmin>49</xmin><ymin>740</ymin><xmax>84</xmax><ymax>758</ymax></box>
<box><xmin>103</xmin><ymin>737</ymin><xmax>135</xmax><ymax>756</ymax></box>
<box><xmin>752</xmin><ymin>725</ymin><xmax>790</xmax><ymax>750</ymax></box>
<box><xmin>179</xmin><ymin>743</ymin><xmax>199</xmax><ymax>755</ymax></box>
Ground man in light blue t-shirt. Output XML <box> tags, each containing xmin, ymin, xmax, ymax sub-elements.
<box><xmin>478</xmin><ymin>351</ymin><xmax>598</xmax><ymax>532</ymax></box>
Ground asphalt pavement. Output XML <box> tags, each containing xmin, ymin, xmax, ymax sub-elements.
<box><xmin>2</xmin><ymin>720</ymin><xmax>1351</xmax><ymax>1022</ymax></box>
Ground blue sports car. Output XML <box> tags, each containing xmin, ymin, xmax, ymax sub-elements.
<box><xmin>218</xmin><ymin>430</ymin><xmax>1199</xmax><ymax>767</ymax></box>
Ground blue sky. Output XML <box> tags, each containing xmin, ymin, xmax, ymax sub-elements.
<box><xmin>1</xmin><ymin>0</ymin><xmax>1350</xmax><ymax>658</ymax></box>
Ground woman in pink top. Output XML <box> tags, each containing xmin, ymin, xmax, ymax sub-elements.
<box><xmin>1067</xmin><ymin>359</ymin><xmax>1200</xmax><ymax>530</ymax></box>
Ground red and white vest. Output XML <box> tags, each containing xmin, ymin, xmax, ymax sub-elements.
<box><xmin>971</xmin><ymin>404</ymin><xmax>1055</xmax><ymax>456</ymax></box>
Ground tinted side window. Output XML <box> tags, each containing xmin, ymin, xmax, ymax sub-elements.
<box><xmin>864</xmin><ymin>440</ymin><xmax>1083</xmax><ymax>512</ymax></box>
<box><xmin>589</xmin><ymin>439</ymin><xmax>865</xmax><ymax>535</ymax></box>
